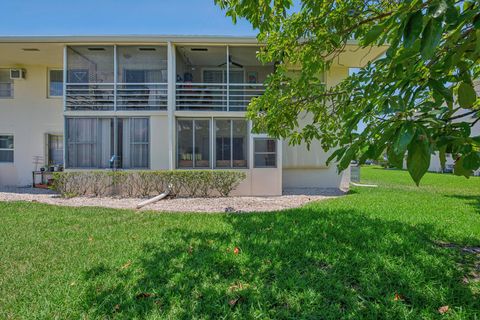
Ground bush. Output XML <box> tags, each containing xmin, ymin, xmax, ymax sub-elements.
<box><xmin>52</xmin><ymin>170</ymin><xmax>246</xmax><ymax>198</ymax></box>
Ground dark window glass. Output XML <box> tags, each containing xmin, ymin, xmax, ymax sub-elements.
<box><xmin>254</xmin><ymin>138</ymin><xmax>277</xmax><ymax>168</ymax></box>
<box><xmin>49</xmin><ymin>70</ymin><xmax>63</xmax><ymax>96</ymax></box>
<box><xmin>215</xmin><ymin>119</ymin><xmax>247</xmax><ymax>168</ymax></box>
<box><xmin>48</xmin><ymin>135</ymin><xmax>63</xmax><ymax>165</ymax></box>
<box><xmin>0</xmin><ymin>135</ymin><xmax>13</xmax><ymax>162</ymax></box>
<box><xmin>177</xmin><ymin>119</ymin><xmax>210</xmax><ymax>168</ymax></box>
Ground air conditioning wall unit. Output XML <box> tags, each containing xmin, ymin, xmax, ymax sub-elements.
<box><xmin>10</xmin><ymin>68</ymin><xmax>26</xmax><ymax>80</ymax></box>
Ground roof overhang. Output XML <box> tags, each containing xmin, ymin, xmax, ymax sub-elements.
<box><xmin>0</xmin><ymin>35</ymin><xmax>260</xmax><ymax>45</ymax></box>
<box><xmin>0</xmin><ymin>35</ymin><xmax>387</xmax><ymax>68</ymax></box>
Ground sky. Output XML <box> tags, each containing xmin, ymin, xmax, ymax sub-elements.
<box><xmin>0</xmin><ymin>0</ymin><xmax>257</xmax><ymax>36</ymax></box>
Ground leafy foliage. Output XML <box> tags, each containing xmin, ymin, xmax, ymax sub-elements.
<box><xmin>52</xmin><ymin>170</ymin><xmax>246</xmax><ymax>198</ymax></box>
<box><xmin>216</xmin><ymin>0</ymin><xmax>480</xmax><ymax>184</ymax></box>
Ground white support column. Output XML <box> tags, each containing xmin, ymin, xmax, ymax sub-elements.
<box><xmin>62</xmin><ymin>45</ymin><xmax>67</xmax><ymax>169</ymax></box>
<box><xmin>113</xmin><ymin>45</ymin><xmax>118</xmax><ymax>161</ymax></box>
<box><xmin>230</xmin><ymin>120</ymin><xmax>233</xmax><ymax>167</ymax></box>
<box><xmin>226</xmin><ymin>45</ymin><xmax>230</xmax><ymax>112</ymax></box>
<box><xmin>63</xmin><ymin>46</ymin><xmax>67</xmax><ymax>112</ymax></box>
<box><xmin>277</xmin><ymin>137</ymin><xmax>283</xmax><ymax>193</ymax></box>
<box><xmin>210</xmin><ymin>117</ymin><xmax>214</xmax><ymax>169</ymax></box>
<box><xmin>167</xmin><ymin>41</ymin><xmax>176</xmax><ymax>170</ymax></box>
<box><xmin>113</xmin><ymin>44</ymin><xmax>118</xmax><ymax>112</ymax></box>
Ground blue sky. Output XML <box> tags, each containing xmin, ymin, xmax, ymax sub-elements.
<box><xmin>0</xmin><ymin>0</ymin><xmax>257</xmax><ymax>36</ymax></box>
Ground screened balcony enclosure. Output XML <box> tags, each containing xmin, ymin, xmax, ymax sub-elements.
<box><xmin>64</xmin><ymin>44</ymin><xmax>272</xmax><ymax>112</ymax></box>
<box><xmin>65</xmin><ymin>46</ymin><xmax>168</xmax><ymax>111</ymax></box>
<box><xmin>176</xmin><ymin>45</ymin><xmax>273</xmax><ymax>111</ymax></box>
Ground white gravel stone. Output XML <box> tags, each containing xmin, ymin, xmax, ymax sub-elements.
<box><xmin>0</xmin><ymin>187</ymin><xmax>344</xmax><ymax>213</ymax></box>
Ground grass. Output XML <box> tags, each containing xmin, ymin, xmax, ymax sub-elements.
<box><xmin>0</xmin><ymin>167</ymin><xmax>479</xmax><ymax>319</ymax></box>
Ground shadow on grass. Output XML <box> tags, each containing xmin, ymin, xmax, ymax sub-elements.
<box><xmin>448</xmin><ymin>195</ymin><xmax>480</xmax><ymax>214</ymax></box>
<box><xmin>82</xmin><ymin>207</ymin><xmax>478</xmax><ymax>319</ymax></box>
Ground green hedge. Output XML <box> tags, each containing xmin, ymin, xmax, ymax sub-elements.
<box><xmin>51</xmin><ymin>170</ymin><xmax>246</xmax><ymax>198</ymax></box>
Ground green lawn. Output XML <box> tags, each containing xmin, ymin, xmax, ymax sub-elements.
<box><xmin>0</xmin><ymin>167</ymin><xmax>479</xmax><ymax>319</ymax></box>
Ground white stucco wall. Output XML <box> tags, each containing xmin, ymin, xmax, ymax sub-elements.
<box><xmin>281</xmin><ymin>65</ymin><xmax>351</xmax><ymax>191</ymax></box>
<box><xmin>150</xmin><ymin>115</ymin><xmax>170</xmax><ymax>170</ymax></box>
<box><xmin>0</xmin><ymin>65</ymin><xmax>63</xmax><ymax>186</ymax></box>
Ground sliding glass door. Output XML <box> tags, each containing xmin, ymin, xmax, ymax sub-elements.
<box><xmin>177</xmin><ymin>119</ymin><xmax>211</xmax><ymax>168</ymax></box>
<box><xmin>176</xmin><ymin>118</ymin><xmax>248</xmax><ymax>169</ymax></box>
<box><xmin>66</xmin><ymin>117</ymin><xmax>149</xmax><ymax>169</ymax></box>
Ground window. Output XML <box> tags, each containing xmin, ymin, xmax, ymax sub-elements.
<box><xmin>48</xmin><ymin>70</ymin><xmax>63</xmax><ymax>97</ymax></box>
<box><xmin>215</xmin><ymin>119</ymin><xmax>247</xmax><ymax>168</ymax></box>
<box><xmin>66</xmin><ymin>117</ymin><xmax>149</xmax><ymax>169</ymax></box>
<box><xmin>0</xmin><ymin>135</ymin><xmax>14</xmax><ymax>163</ymax></box>
<box><xmin>117</xmin><ymin>118</ymin><xmax>149</xmax><ymax>169</ymax></box>
<box><xmin>254</xmin><ymin>138</ymin><xmax>277</xmax><ymax>168</ymax></box>
<box><xmin>0</xmin><ymin>69</ymin><xmax>13</xmax><ymax>98</ymax></box>
<box><xmin>47</xmin><ymin>134</ymin><xmax>63</xmax><ymax>165</ymax></box>
<box><xmin>177</xmin><ymin>119</ymin><xmax>210</xmax><ymax>168</ymax></box>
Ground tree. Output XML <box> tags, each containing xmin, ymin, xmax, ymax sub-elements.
<box><xmin>215</xmin><ymin>0</ymin><xmax>480</xmax><ymax>185</ymax></box>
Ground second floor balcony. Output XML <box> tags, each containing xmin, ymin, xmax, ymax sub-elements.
<box><xmin>175</xmin><ymin>45</ymin><xmax>272</xmax><ymax>111</ymax></box>
<box><xmin>66</xmin><ymin>45</ymin><xmax>168</xmax><ymax>111</ymax></box>
<box><xmin>65</xmin><ymin>44</ymin><xmax>273</xmax><ymax>112</ymax></box>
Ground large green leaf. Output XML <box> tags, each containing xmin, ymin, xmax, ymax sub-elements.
<box><xmin>463</xmin><ymin>152</ymin><xmax>480</xmax><ymax>170</ymax></box>
<box><xmin>472</xmin><ymin>136</ymin><xmax>480</xmax><ymax>146</ymax></box>
<box><xmin>394</xmin><ymin>122</ymin><xmax>416</xmax><ymax>154</ymax></box>
<box><xmin>338</xmin><ymin>146</ymin><xmax>356</xmax><ymax>171</ymax></box>
<box><xmin>454</xmin><ymin>157</ymin><xmax>472</xmax><ymax>178</ymax></box>
<box><xmin>420</xmin><ymin>18</ymin><xmax>443</xmax><ymax>59</ymax></box>
<box><xmin>428</xmin><ymin>79</ymin><xmax>453</xmax><ymax>103</ymax></box>
<box><xmin>458</xmin><ymin>82</ymin><xmax>477</xmax><ymax>108</ymax></box>
<box><xmin>387</xmin><ymin>146</ymin><xmax>404</xmax><ymax>169</ymax></box>
<box><xmin>407</xmin><ymin>133</ymin><xmax>431</xmax><ymax>186</ymax></box>
<box><xmin>439</xmin><ymin>145</ymin><xmax>447</xmax><ymax>170</ymax></box>
<box><xmin>363</xmin><ymin>24</ymin><xmax>385</xmax><ymax>46</ymax></box>
<box><xmin>326</xmin><ymin>147</ymin><xmax>346</xmax><ymax>166</ymax></box>
<box><xmin>403</xmin><ymin>11</ymin><xmax>424</xmax><ymax>48</ymax></box>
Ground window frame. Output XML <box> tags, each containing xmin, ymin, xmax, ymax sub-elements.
<box><xmin>213</xmin><ymin>118</ymin><xmax>248</xmax><ymax>169</ymax></box>
<box><xmin>65</xmin><ymin>117</ymin><xmax>150</xmax><ymax>170</ymax></box>
<box><xmin>176</xmin><ymin>118</ymin><xmax>212</xmax><ymax>169</ymax></box>
<box><xmin>0</xmin><ymin>134</ymin><xmax>14</xmax><ymax>163</ymax></box>
<box><xmin>0</xmin><ymin>68</ymin><xmax>14</xmax><ymax>99</ymax></box>
<box><xmin>65</xmin><ymin>117</ymin><xmax>105</xmax><ymax>169</ymax></box>
<box><xmin>46</xmin><ymin>133</ymin><xmax>64</xmax><ymax>166</ymax></box>
<box><xmin>118</xmin><ymin>117</ymin><xmax>151</xmax><ymax>169</ymax></box>
<box><xmin>47</xmin><ymin>68</ymin><xmax>64</xmax><ymax>98</ymax></box>
<box><xmin>175</xmin><ymin>117</ymin><xmax>249</xmax><ymax>170</ymax></box>
<box><xmin>253</xmin><ymin>138</ymin><xmax>277</xmax><ymax>168</ymax></box>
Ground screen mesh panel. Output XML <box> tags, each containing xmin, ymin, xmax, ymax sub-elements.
<box><xmin>67</xmin><ymin>46</ymin><xmax>114</xmax><ymax>83</ymax></box>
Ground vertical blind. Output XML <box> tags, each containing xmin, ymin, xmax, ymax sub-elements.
<box><xmin>66</xmin><ymin>117</ymin><xmax>149</xmax><ymax>169</ymax></box>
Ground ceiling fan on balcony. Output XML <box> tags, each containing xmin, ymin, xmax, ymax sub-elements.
<box><xmin>218</xmin><ymin>55</ymin><xmax>243</xmax><ymax>69</ymax></box>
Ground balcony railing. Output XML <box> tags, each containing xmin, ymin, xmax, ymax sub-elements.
<box><xmin>176</xmin><ymin>83</ymin><xmax>265</xmax><ymax>111</ymax></box>
<box><xmin>66</xmin><ymin>83</ymin><xmax>115</xmax><ymax>111</ymax></box>
<box><xmin>65</xmin><ymin>83</ymin><xmax>168</xmax><ymax>111</ymax></box>
<box><xmin>116</xmin><ymin>83</ymin><xmax>167</xmax><ymax>110</ymax></box>
<box><xmin>65</xmin><ymin>82</ymin><xmax>263</xmax><ymax>111</ymax></box>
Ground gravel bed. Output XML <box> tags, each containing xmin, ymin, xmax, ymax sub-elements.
<box><xmin>0</xmin><ymin>187</ymin><xmax>343</xmax><ymax>213</ymax></box>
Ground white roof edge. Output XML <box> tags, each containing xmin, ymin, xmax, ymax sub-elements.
<box><xmin>0</xmin><ymin>34</ymin><xmax>260</xmax><ymax>44</ymax></box>
<box><xmin>0</xmin><ymin>35</ymin><xmax>364</xmax><ymax>46</ymax></box>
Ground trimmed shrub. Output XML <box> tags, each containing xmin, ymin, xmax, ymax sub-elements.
<box><xmin>51</xmin><ymin>170</ymin><xmax>246</xmax><ymax>198</ymax></box>
<box><xmin>211</xmin><ymin>170</ymin><xmax>246</xmax><ymax>196</ymax></box>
